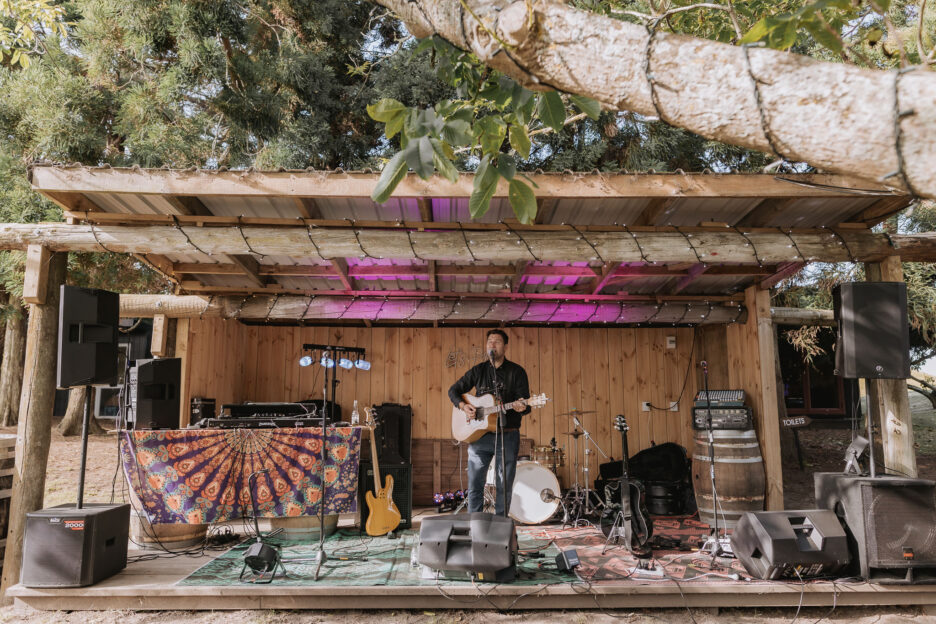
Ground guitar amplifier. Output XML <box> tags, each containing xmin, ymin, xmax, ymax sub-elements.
<box><xmin>692</xmin><ymin>406</ymin><xmax>753</xmax><ymax>430</ymax></box>
<box><xmin>358</xmin><ymin>461</ymin><xmax>412</xmax><ymax>530</ymax></box>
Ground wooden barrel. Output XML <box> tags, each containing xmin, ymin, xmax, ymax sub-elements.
<box><xmin>130</xmin><ymin>510</ymin><xmax>208</xmax><ymax>550</ymax></box>
<box><xmin>691</xmin><ymin>429</ymin><xmax>765</xmax><ymax>529</ymax></box>
<box><xmin>269</xmin><ymin>514</ymin><xmax>339</xmax><ymax>538</ymax></box>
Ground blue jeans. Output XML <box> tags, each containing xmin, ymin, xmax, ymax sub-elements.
<box><xmin>467</xmin><ymin>431</ymin><xmax>520</xmax><ymax>516</ymax></box>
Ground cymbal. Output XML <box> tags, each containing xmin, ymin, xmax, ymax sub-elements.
<box><xmin>564</xmin><ymin>431</ymin><xmax>584</xmax><ymax>437</ymax></box>
<box><xmin>558</xmin><ymin>410</ymin><xmax>597</xmax><ymax>417</ymax></box>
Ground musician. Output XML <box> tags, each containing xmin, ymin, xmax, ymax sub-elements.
<box><xmin>448</xmin><ymin>329</ymin><xmax>530</xmax><ymax>516</ymax></box>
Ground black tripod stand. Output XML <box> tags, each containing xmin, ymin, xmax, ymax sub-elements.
<box><xmin>696</xmin><ymin>361</ymin><xmax>731</xmax><ymax>566</ymax></box>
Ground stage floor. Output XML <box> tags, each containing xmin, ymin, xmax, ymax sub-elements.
<box><xmin>9</xmin><ymin>509</ymin><xmax>936</xmax><ymax>611</ymax></box>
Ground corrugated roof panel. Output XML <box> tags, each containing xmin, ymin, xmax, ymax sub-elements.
<box><xmin>664</xmin><ymin>197</ymin><xmax>762</xmax><ymax>226</ymax></box>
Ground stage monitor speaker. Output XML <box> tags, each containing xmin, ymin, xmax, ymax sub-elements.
<box><xmin>730</xmin><ymin>510</ymin><xmax>850</xmax><ymax>580</ymax></box>
<box><xmin>358</xmin><ymin>461</ymin><xmax>412</xmax><ymax>530</ymax></box>
<box><xmin>21</xmin><ymin>503</ymin><xmax>130</xmax><ymax>588</ymax></box>
<box><xmin>815</xmin><ymin>472</ymin><xmax>936</xmax><ymax>583</ymax></box>
<box><xmin>57</xmin><ymin>286</ymin><xmax>119</xmax><ymax>388</ymax></box>
<box><xmin>418</xmin><ymin>512</ymin><xmax>517</xmax><ymax>579</ymax></box>
<box><xmin>372</xmin><ymin>403</ymin><xmax>412</xmax><ymax>464</ymax></box>
<box><xmin>833</xmin><ymin>282</ymin><xmax>910</xmax><ymax>379</ymax></box>
<box><xmin>131</xmin><ymin>358</ymin><xmax>181</xmax><ymax>430</ymax></box>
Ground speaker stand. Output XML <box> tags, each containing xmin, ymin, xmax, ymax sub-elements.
<box><xmin>77</xmin><ymin>384</ymin><xmax>93</xmax><ymax>509</ymax></box>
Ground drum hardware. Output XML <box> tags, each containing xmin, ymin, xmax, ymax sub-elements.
<box><xmin>561</xmin><ymin>411</ymin><xmax>609</xmax><ymax>527</ymax></box>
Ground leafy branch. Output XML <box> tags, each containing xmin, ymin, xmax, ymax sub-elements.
<box><xmin>0</xmin><ymin>0</ymin><xmax>68</xmax><ymax>68</ymax></box>
<box><xmin>366</xmin><ymin>37</ymin><xmax>600</xmax><ymax>223</ymax></box>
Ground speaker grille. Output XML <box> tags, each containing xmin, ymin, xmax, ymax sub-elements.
<box><xmin>358</xmin><ymin>461</ymin><xmax>413</xmax><ymax>530</ymax></box>
<box><xmin>864</xmin><ymin>483</ymin><xmax>936</xmax><ymax>567</ymax></box>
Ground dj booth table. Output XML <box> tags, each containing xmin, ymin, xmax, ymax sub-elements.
<box><xmin>120</xmin><ymin>427</ymin><xmax>363</xmax><ymax>524</ymax></box>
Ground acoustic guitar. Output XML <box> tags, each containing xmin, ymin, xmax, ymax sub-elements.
<box><xmin>451</xmin><ymin>393</ymin><xmax>549</xmax><ymax>443</ymax></box>
<box><xmin>364</xmin><ymin>407</ymin><xmax>401</xmax><ymax>537</ymax></box>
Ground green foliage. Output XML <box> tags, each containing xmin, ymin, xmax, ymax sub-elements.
<box><xmin>366</xmin><ymin>36</ymin><xmax>601</xmax><ymax>223</ymax></box>
<box><xmin>0</xmin><ymin>0</ymin><xmax>68</xmax><ymax>68</ymax></box>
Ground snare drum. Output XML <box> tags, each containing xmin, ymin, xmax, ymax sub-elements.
<box><xmin>533</xmin><ymin>446</ymin><xmax>566</xmax><ymax>469</ymax></box>
<box><xmin>485</xmin><ymin>460</ymin><xmax>561</xmax><ymax>524</ymax></box>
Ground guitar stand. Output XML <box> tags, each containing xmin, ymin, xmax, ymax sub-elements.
<box><xmin>600</xmin><ymin>510</ymin><xmax>651</xmax><ymax>558</ymax></box>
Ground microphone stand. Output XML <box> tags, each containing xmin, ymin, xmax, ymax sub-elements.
<box><xmin>697</xmin><ymin>360</ymin><xmax>726</xmax><ymax>567</ymax></box>
<box><xmin>313</xmin><ymin>347</ymin><xmax>331</xmax><ymax>580</ymax></box>
<box><xmin>488</xmin><ymin>349</ymin><xmax>509</xmax><ymax>519</ymax></box>
<box><xmin>572</xmin><ymin>415</ymin><xmax>608</xmax><ymax>522</ymax></box>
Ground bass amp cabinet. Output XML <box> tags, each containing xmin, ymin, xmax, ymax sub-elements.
<box><xmin>358</xmin><ymin>461</ymin><xmax>412</xmax><ymax>530</ymax></box>
<box><xmin>815</xmin><ymin>472</ymin><xmax>936</xmax><ymax>583</ymax></box>
<box><xmin>731</xmin><ymin>510</ymin><xmax>850</xmax><ymax>580</ymax></box>
<box><xmin>21</xmin><ymin>503</ymin><xmax>130</xmax><ymax>587</ymax></box>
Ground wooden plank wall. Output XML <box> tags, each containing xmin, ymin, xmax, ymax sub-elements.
<box><xmin>181</xmin><ymin>322</ymin><xmax>705</xmax><ymax>487</ymax></box>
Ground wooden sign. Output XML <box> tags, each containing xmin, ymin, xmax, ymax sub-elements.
<box><xmin>781</xmin><ymin>415</ymin><xmax>812</xmax><ymax>428</ymax></box>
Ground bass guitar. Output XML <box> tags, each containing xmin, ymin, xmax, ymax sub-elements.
<box><xmin>451</xmin><ymin>393</ymin><xmax>549</xmax><ymax>443</ymax></box>
<box><xmin>364</xmin><ymin>407</ymin><xmax>401</xmax><ymax>537</ymax></box>
<box><xmin>600</xmin><ymin>414</ymin><xmax>653</xmax><ymax>555</ymax></box>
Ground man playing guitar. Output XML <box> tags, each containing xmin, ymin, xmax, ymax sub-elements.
<box><xmin>448</xmin><ymin>329</ymin><xmax>531</xmax><ymax>516</ymax></box>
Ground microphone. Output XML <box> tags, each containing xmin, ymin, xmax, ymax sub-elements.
<box><xmin>489</xmin><ymin>349</ymin><xmax>496</xmax><ymax>360</ymax></box>
<box><xmin>700</xmin><ymin>360</ymin><xmax>708</xmax><ymax>373</ymax></box>
<box><xmin>573</xmin><ymin>416</ymin><xmax>581</xmax><ymax>428</ymax></box>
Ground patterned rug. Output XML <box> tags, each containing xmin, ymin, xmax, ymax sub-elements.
<box><xmin>180</xmin><ymin>515</ymin><xmax>747</xmax><ymax>587</ymax></box>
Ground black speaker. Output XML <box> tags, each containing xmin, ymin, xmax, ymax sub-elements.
<box><xmin>57</xmin><ymin>286</ymin><xmax>119</xmax><ymax>388</ymax></box>
<box><xmin>372</xmin><ymin>403</ymin><xmax>412</xmax><ymax>464</ymax></box>
<box><xmin>418</xmin><ymin>512</ymin><xmax>517</xmax><ymax>579</ymax></box>
<box><xmin>833</xmin><ymin>282</ymin><xmax>910</xmax><ymax>379</ymax></box>
<box><xmin>131</xmin><ymin>358</ymin><xmax>181</xmax><ymax>430</ymax></box>
<box><xmin>358</xmin><ymin>461</ymin><xmax>412</xmax><ymax>530</ymax></box>
<box><xmin>190</xmin><ymin>397</ymin><xmax>216</xmax><ymax>422</ymax></box>
<box><xmin>730</xmin><ymin>510</ymin><xmax>851</xmax><ymax>580</ymax></box>
<box><xmin>815</xmin><ymin>472</ymin><xmax>936</xmax><ymax>583</ymax></box>
<box><xmin>21</xmin><ymin>503</ymin><xmax>130</xmax><ymax>587</ymax></box>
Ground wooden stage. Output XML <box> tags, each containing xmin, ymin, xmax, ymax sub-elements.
<box><xmin>8</xmin><ymin>511</ymin><xmax>936</xmax><ymax>611</ymax></box>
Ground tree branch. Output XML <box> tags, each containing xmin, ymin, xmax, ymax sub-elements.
<box><xmin>373</xmin><ymin>0</ymin><xmax>936</xmax><ymax>199</ymax></box>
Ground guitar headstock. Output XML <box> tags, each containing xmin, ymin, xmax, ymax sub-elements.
<box><xmin>525</xmin><ymin>394</ymin><xmax>549</xmax><ymax>408</ymax></box>
<box><xmin>613</xmin><ymin>414</ymin><xmax>629</xmax><ymax>432</ymax></box>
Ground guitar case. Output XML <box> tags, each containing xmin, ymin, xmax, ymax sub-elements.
<box><xmin>630</xmin><ymin>442</ymin><xmax>695</xmax><ymax>516</ymax></box>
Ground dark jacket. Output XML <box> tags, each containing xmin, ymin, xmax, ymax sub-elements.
<box><xmin>448</xmin><ymin>358</ymin><xmax>531</xmax><ymax>430</ymax></box>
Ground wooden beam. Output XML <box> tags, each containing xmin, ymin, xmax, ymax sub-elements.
<box><xmin>22</xmin><ymin>246</ymin><xmax>51</xmax><ymax>305</ymax></box>
<box><xmin>41</xmin><ymin>191</ymin><xmax>100</xmax><ymax>214</ymax></box>
<box><xmin>166</xmin><ymin>195</ymin><xmax>213</xmax><ymax>217</ymax></box>
<box><xmin>511</xmin><ymin>262</ymin><xmax>528</xmax><ymax>292</ymax></box>
<box><xmin>865</xmin><ymin>256</ymin><xmax>917</xmax><ymax>478</ymax></box>
<box><xmin>329</xmin><ymin>258</ymin><xmax>353</xmax><ymax>290</ymax></box>
<box><xmin>151</xmin><ymin>314</ymin><xmax>169</xmax><ymax>357</ymax></box>
<box><xmin>31</xmin><ymin>167</ymin><xmax>906</xmax><ymax>199</ymax></box>
<box><xmin>670</xmin><ymin>263</ymin><xmax>708</xmax><ymax>294</ymax></box>
<box><xmin>226</xmin><ymin>254</ymin><xmax>267</xmax><ymax>289</ymax></box>
<box><xmin>736</xmin><ymin>198</ymin><xmax>799</xmax><ymax>228</ymax></box>
<box><xmin>175</xmin><ymin>318</ymin><xmax>191</xmax><ymax>428</ymax></box>
<box><xmin>417</xmin><ymin>197</ymin><xmax>433</xmax><ymax>223</ymax></box>
<box><xmin>0</xmin><ymin>252</ymin><xmax>67</xmax><ymax>602</ymax></box>
<box><xmin>759</xmin><ymin>262</ymin><xmax>806</xmax><ymax>289</ymax></box>
<box><xmin>770</xmin><ymin>307</ymin><xmax>835</xmax><ymax>325</ymax></box>
<box><xmin>632</xmin><ymin>198</ymin><xmax>677</xmax><ymax>226</ymax></box>
<box><xmin>115</xmin><ymin>293</ymin><xmax>746</xmax><ymax>324</ymax></box>
<box><xmin>591</xmin><ymin>262</ymin><xmax>621</xmax><ymax>295</ymax></box>
<box><xmin>293</xmin><ymin>197</ymin><xmax>323</xmax><ymax>219</ymax></box>
<box><xmin>428</xmin><ymin>260</ymin><xmax>437</xmax><ymax>292</ymax></box>
<box><xmin>6</xmin><ymin>223</ymin><xmax>935</xmax><ymax>263</ymax></box>
<box><xmin>849</xmin><ymin>196</ymin><xmax>913</xmax><ymax>227</ymax></box>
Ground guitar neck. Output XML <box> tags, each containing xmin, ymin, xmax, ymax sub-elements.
<box><xmin>368</xmin><ymin>426</ymin><xmax>381</xmax><ymax>492</ymax></box>
<box><xmin>620</xmin><ymin>430</ymin><xmax>631</xmax><ymax>478</ymax></box>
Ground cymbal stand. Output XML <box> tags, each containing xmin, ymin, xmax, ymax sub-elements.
<box><xmin>575</xmin><ymin>416</ymin><xmax>609</xmax><ymax>521</ymax></box>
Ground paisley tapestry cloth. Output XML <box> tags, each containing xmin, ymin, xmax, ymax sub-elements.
<box><xmin>120</xmin><ymin>427</ymin><xmax>362</xmax><ymax>524</ymax></box>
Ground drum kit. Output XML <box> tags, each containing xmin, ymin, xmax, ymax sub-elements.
<box><xmin>481</xmin><ymin>408</ymin><xmax>609</xmax><ymax>526</ymax></box>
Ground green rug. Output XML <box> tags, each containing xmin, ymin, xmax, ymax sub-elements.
<box><xmin>179</xmin><ymin>528</ymin><xmax>565</xmax><ymax>586</ymax></box>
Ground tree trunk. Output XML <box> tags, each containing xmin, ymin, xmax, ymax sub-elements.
<box><xmin>0</xmin><ymin>308</ymin><xmax>27</xmax><ymax>427</ymax></box>
<box><xmin>0</xmin><ymin>252</ymin><xmax>67</xmax><ymax>603</ymax></box>
<box><xmin>376</xmin><ymin>0</ymin><xmax>936</xmax><ymax>199</ymax></box>
<box><xmin>57</xmin><ymin>386</ymin><xmax>106</xmax><ymax>436</ymax></box>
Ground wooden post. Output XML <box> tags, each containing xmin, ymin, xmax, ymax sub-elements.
<box><xmin>151</xmin><ymin>314</ymin><xmax>169</xmax><ymax>357</ymax></box>
<box><xmin>21</xmin><ymin>246</ymin><xmax>51</xmax><ymax>305</ymax></box>
<box><xmin>0</xmin><ymin>251</ymin><xmax>67</xmax><ymax>603</ymax></box>
<box><xmin>864</xmin><ymin>256</ymin><xmax>917</xmax><ymax>478</ymax></box>
<box><xmin>175</xmin><ymin>318</ymin><xmax>191</xmax><ymax>427</ymax></box>
<box><xmin>726</xmin><ymin>286</ymin><xmax>784</xmax><ymax>510</ymax></box>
